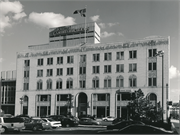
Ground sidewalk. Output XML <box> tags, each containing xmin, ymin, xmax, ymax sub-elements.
<box><xmin>171</xmin><ymin>119</ymin><xmax>179</xmax><ymax>134</ymax></box>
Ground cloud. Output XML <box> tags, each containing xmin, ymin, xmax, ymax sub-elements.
<box><xmin>0</xmin><ymin>0</ymin><xmax>26</xmax><ymax>32</ymax></box>
<box><xmin>28</xmin><ymin>12</ymin><xmax>76</xmax><ymax>28</ymax></box>
<box><xmin>99</xmin><ymin>23</ymin><xmax>106</xmax><ymax>28</ymax></box>
<box><xmin>107</xmin><ymin>22</ymin><xmax>119</xmax><ymax>27</ymax></box>
<box><xmin>169</xmin><ymin>65</ymin><xmax>180</xmax><ymax>79</ymax></box>
<box><xmin>90</xmin><ymin>15</ymin><xmax>100</xmax><ymax>22</ymax></box>
<box><xmin>118</xmin><ymin>32</ymin><xmax>124</xmax><ymax>36</ymax></box>
<box><xmin>0</xmin><ymin>58</ymin><xmax>3</xmax><ymax>63</ymax></box>
<box><xmin>101</xmin><ymin>31</ymin><xmax>115</xmax><ymax>38</ymax></box>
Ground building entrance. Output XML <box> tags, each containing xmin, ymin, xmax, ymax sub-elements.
<box><xmin>78</xmin><ymin>93</ymin><xmax>87</xmax><ymax>117</ymax></box>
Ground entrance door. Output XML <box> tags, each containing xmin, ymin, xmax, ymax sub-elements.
<box><xmin>78</xmin><ymin>93</ymin><xmax>87</xmax><ymax>117</ymax></box>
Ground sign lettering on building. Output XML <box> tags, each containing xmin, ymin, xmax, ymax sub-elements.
<box><xmin>49</xmin><ymin>25</ymin><xmax>90</xmax><ymax>38</ymax></box>
<box><xmin>17</xmin><ymin>38</ymin><xmax>168</xmax><ymax>59</ymax></box>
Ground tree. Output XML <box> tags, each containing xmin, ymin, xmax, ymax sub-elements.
<box><xmin>128</xmin><ymin>89</ymin><xmax>162</xmax><ymax>122</ymax></box>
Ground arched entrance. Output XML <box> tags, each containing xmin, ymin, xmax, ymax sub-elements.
<box><xmin>78</xmin><ymin>93</ymin><xmax>87</xmax><ymax>117</ymax></box>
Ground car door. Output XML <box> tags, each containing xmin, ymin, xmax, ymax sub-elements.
<box><xmin>25</xmin><ymin>119</ymin><xmax>33</xmax><ymax>129</ymax></box>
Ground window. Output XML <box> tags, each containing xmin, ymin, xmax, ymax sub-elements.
<box><xmin>57</xmin><ymin>68</ymin><xmax>63</xmax><ymax>76</ymax></box>
<box><xmin>57</xmin><ymin>94</ymin><xmax>68</xmax><ymax>101</ymax></box>
<box><xmin>38</xmin><ymin>95</ymin><xmax>51</xmax><ymax>101</ymax></box>
<box><xmin>104</xmin><ymin>53</ymin><xmax>112</xmax><ymax>61</ymax></box>
<box><xmin>79</xmin><ymin>80</ymin><xmax>86</xmax><ymax>88</ymax></box>
<box><xmin>47</xmin><ymin>69</ymin><xmax>53</xmax><ymax>76</ymax></box>
<box><xmin>93</xmin><ymin>54</ymin><xmax>100</xmax><ymax>62</ymax></box>
<box><xmin>80</xmin><ymin>55</ymin><xmax>86</xmax><ymax>62</ymax></box>
<box><xmin>93</xmin><ymin>66</ymin><xmax>100</xmax><ymax>74</ymax></box>
<box><xmin>66</xmin><ymin>78</ymin><xmax>73</xmax><ymax>89</ymax></box>
<box><xmin>122</xmin><ymin>93</ymin><xmax>131</xmax><ymax>100</ymax></box>
<box><xmin>56</xmin><ymin>79</ymin><xmax>62</xmax><ymax>89</ymax></box>
<box><xmin>129</xmin><ymin>63</ymin><xmax>137</xmax><ymax>72</ymax></box>
<box><xmin>47</xmin><ymin>58</ymin><xmax>53</xmax><ymax>65</ymax></box>
<box><xmin>37</xmin><ymin>58</ymin><xmax>43</xmax><ymax>66</ymax></box>
<box><xmin>116</xmin><ymin>64</ymin><xmax>124</xmax><ymax>72</ymax></box>
<box><xmin>148</xmin><ymin>78</ymin><xmax>157</xmax><ymax>86</ymax></box>
<box><xmin>117</xmin><ymin>52</ymin><xmax>124</xmax><ymax>60</ymax></box>
<box><xmin>129</xmin><ymin>75</ymin><xmax>137</xmax><ymax>87</ymax></box>
<box><xmin>47</xmin><ymin>79</ymin><xmax>52</xmax><ymax>89</ymax></box>
<box><xmin>104</xmin><ymin>76</ymin><xmax>111</xmax><ymax>88</ymax></box>
<box><xmin>129</xmin><ymin>50</ymin><xmax>137</xmax><ymax>59</ymax></box>
<box><xmin>24</xmin><ymin>60</ymin><xmax>30</xmax><ymax>67</ymax></box>
<box><xmin>24</xmin><ymin>70</ymin><xmax>29</xmax><ymax>78</ymax></box>
<box><xmin>37</xmin><ymin>80</ymin><xmax>43</xmax><ymax>90</ymax></box>
<box><xmin>67</xmin><ymin>68</ymin><xmax>73</xmax><ymax>75</ymax></box>
<box><xmin>97</xmin><ymin>94</ymin><xmax>106</xmax><ymax>101</ymax></box>
<box><xmin>92</xmin><ymin>76</ymin><xmax>99</xmax><ymax>88</ymax></box>
<box><xmin>57</xmin><ymin>57</ymin><xmax>63</xmax><ymax>64</ymax></box>
<box><xmin>23</xmin><ymin>83</ymin><xmax>29</xmax><ymax>90</ymax></box>
<box><xmin>79</xmin><ymin>67</ymin><xmax>86</xmax><ymax>74</ymax></box>
<box><xmin>37</xmin><ymin>70</ymin><xmax>43</xmax><ymax>77</ymax></box>
<box><xmin>148</xmin><ymin>62</ymin><xmax>156</xmax><ymax>71</ymax></box>
<box><xmin>67</xmin><ymin>56</ymin><xmax>74</xmax><ymax>64</ymax></box>
<box><xmin>104</xmin><ymin>65</ymin><xmax>111</xmax><ymax>73</ymax></box>
<box><xmin>148</xmin><ymin>49</ymin><xmax>157</xmax><ymax>57</ymax></box>
<box><xmin>116</xmin><ymin>76</ymin><xmax>124</xmax><ymax>87</ymax></box>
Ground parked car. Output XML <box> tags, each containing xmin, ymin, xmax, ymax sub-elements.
<box><xmin>61</xmin><ymin>116</ymin><xmax>79</xmax><ymax>127</ymax></box>
<box><xmin>102</xmin><ymin>116</ymin><xmax>115</xmax><ymax>121</ymax></box>
<box><xmin>79</xmin><ymin>115</ymin><xmax>96</xmax><ymax>120</ymax></box>
<box><xmin>107</xmin><ymin>120</ymin><xmax>145</xmax><ymax>130</ymax></box>
<box><xmin>48</xmin><ymin>115</ymin><xmax>66</xmax><ymax>122</ymax></box>
<box><xmin>98</xmin><ymin>124</ymin><xmax>176</xmax><ymax>134</ymax></box>
<box><xmin>0</xmin><ymin>117</ymin><xmax>25</xmax><ymax>134</ymax></box>
<box><xmin>79</xmin><ymin>118</ymin><xmax>100</xmax><ymax>125</ymax></box>
<box><xmin>24</xmin><ymin>117</ymin><xmax>51</xmax><ymax>131</ymax></box>
<box><xmin>41</xmin><ymin>118</ymin><xmax>61</xmax><ymax>128</ymax></box>
<box><xmin>112</xmin><ymin>117</ymin><xmax>127</xmax><ymax>124</ymax></box>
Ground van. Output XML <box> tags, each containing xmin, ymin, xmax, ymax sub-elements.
<box><xmin>0</xmin><ymin>117</ymin><xmax>25</xmax><ymax>133</ymax></box>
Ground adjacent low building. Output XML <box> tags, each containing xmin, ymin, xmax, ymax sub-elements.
<box><xmin>14</xmin><ymin>22</ymin><xmax>170</xmax><ymax>121</ymax></box>
<box><xmin>1</xmin><ymin>70</ymin><xmax>16</xmax><ymax>115</ymax></box>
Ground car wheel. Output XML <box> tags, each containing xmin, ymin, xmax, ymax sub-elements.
<box><xmin>32</xmin><ymin>126</ymin><xmax>38</xmax><ymax>131</ymax></box>
<box><xmin>66</xmin><ymin>124</ymin><xmax>70</xmax><ymax>127</ymax></box>
<box><xmin>1</xmin><ymin>127</ymin><xmax>8</xmax><ymax>134</ymax></box>
<box><xmin>104</xmin><ymin>119</ymin><xmax>107</xmax><ymax>121</ymax></box>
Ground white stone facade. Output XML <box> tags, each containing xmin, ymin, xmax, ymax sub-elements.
<box><xmin>15</xmin><ymin>36</ymin><xmax>170</xmax><ymax>121</ymax></box>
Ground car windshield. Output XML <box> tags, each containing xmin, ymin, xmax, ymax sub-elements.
<box><xmin>47</xmin><ymin>118</ymin><xmax>55</xmax><ymax>122</ymax></box>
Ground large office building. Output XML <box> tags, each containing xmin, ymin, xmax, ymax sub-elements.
<box><xmin>1</xmin><ymin>70</ymin><xmax>16</xmax><ymax>115</ymax></box>
<box><xmin>15</xmin><ymin>22</ymin><xmax>170</xmax><ymax>121</ymax></box>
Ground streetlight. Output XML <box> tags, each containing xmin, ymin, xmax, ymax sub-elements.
<box><xmin>19</xmin><ymin>97</ymin><xmax>23</xmax><ymax>115</ymax></box>
<box><xmin>155</xmin><ymin>50</ymin><xmax>164</xmax><ymax>122</ymax></box>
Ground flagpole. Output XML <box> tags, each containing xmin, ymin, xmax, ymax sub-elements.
<box><xmin>84</xmin><ymin>5</ymin><xmax>87</xmax><ymax>44</ymax></box>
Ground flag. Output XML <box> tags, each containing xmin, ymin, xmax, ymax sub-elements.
<box><xmin>73</xmin><ymin>8</ymin><xmax>86</xmax><ymax>17</ymax></box>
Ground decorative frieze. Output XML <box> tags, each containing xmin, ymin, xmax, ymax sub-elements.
<box><xmin>17</xmin><ymin>38</ymin><xmax>168</xmax><ymax>59</ymax></box>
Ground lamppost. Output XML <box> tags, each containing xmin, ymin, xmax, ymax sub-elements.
<box><xmin>155</xmin><ymin>50</ymin><xmax>164</xmax><ymax>122</ymax></box>
<box><xmin>19</xmin><ymin>97</ymin><xmax>23</xmax><ymax>115</ymax></box>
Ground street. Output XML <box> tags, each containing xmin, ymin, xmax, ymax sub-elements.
<box><xmin>19</xmin><ymin>125</ymin><xmax>106</xmax><ymax>134</ymax></box>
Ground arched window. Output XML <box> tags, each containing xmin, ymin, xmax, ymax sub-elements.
<box><xmin>66</xmin><ymin>78</ymin><xmax>73</xmax><ymax>89</ymax></box>
<box><xmin>56</xmin><ymin>78</ymin><xmax>62</xmax><ymax>89</ymax></box>
<box><xmin>116</xmin><ymin>75</ymin><xmax>124</xmax><ymax>87</ymax></box>
<box><xmin>23</xmin><ymin>95</ymin><xmax>28</xmax><ymax>102</ymax></box>
<box><xmin>47</xmin><ymin>79</ymin><xmax>52</xmax><ymax>89</ymax></box>
<box><xmin>147</xmin><ymin>93</ymin><xmax>157</xmax><ymax>107</ymax></box>
<box><xmin>104</xmin><ymin>76</ymin><xmax>111</xmax><ymax>88</ymax></box>
<box><xmin>37</xmin><ymin>79</ymin><xmax>43</xmax><ymax>90</ymax></box>
<box><xmin>129</xmin><ymin>75</ymin><xmax>137</xmax><ymax>87</ymax></box>
<box><xmin>92</xmin><ymin>76</ymin><xmax>99</xmax><ymax>88</ymax></box>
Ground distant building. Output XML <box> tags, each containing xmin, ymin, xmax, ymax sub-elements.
<box><xmin>1</xmin><ymin>70</ymin><xmax>16</xmax><ymax>115</ymax></box>
<box><xmin>14</xmin><ymin>22</ymin><xmax>170</xmax><ymax>121</ymax></box>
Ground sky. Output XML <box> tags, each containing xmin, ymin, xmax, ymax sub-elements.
<box><xmin>0</xmin><ymin>0</ymin><xmax>179</xmax><ymax>102</ymax></box>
